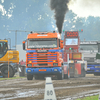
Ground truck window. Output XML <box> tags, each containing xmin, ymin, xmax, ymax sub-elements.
<box><xmin>65</xmin><ymin>38</ymin><xmax>78</xmax><ymax>45</ymax></box>
<box><xmin>79</xmin><ymin>44</ymin><xmax>98</xmax><ymax>52</ymax></box>
<box><xmin>0</xmin><ymin>42</ymin><xmax>8</xmax><ymax>58</ymax></box>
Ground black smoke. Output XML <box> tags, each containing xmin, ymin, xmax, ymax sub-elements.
<box><xmin>50</xmin><ymin>0</ymin><xmax>70</xmax><ymax>33</ymax></box>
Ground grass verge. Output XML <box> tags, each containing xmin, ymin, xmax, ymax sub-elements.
<box><xmin>77</xmin><ymin>95</ymin><xmax>99</xmax><ymax>100</ymax></box>
<box><xmin>0</xmin><ymin>76</ymin><xmax>25</xmax><ymax>80</ymax></box>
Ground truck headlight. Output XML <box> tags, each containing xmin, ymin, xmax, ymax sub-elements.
<box><xmin>28</xmin><ymin>70</ymin><xmax>31</xmax><ymax>72</ymax></box>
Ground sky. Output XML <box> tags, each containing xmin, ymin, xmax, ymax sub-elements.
<box><xmin>0</xmin><ymin>0</ymin><xmax>100</xmax><ymax>22</ymax></box>
<box><xmin>0</xmin><ymin>0</ymin><xmax>100</xmax><ymax>61</ymax></box>
<box><xmin>68</xmin><ymin>0</ymin><xmax>100</xmax><ymax>18</ymax></box>
<box><xmin>0</xmin><ymin>0</ymin><xmax>15</xmax><ymax>18</ymax></box>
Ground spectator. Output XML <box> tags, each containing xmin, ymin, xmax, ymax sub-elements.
<box><xmin>20</xmin><ymin>60</ymin><xmax>26</xmax><ymax>66</ymax></box>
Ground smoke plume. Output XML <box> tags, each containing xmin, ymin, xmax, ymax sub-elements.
<box><xmin>50</xmin><ymin>0</ymin><xmax>70</xmax><ymax>33</ymax></box>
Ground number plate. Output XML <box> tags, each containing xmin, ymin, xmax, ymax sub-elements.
<box><xmin>37</xmin><ymin>50</ymin><xmax>48</xmax><ymax>53</ymax></box>
<box><xmin>39</xmin><ymin>69</ymin><xmax>46</xmax><ymax>71</ymax></box>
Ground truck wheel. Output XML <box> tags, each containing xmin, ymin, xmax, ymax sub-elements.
<box><xmin>81</xmin><ymin>68</ymin><xmax>86</xmax><ymax>77</ymax></box>
<box><xmin>57</xmin><ymin>70</ymin><xmax>64</xmax><ymax>80</ymax></box>
<box><xmin>64</xmin><ymin>74</ymin><xmax>67</xmax><ymax>79</ymax></box>
<box><xmin>1</xmin><ymin>65</ymin><xmax>14</xmax><ymax>78</ymax></box>
<box><xmin>27</xmin><ymin>74</ymin><xmax>33</xmax><ymax>80</ymax></box>
<box><xmin>83</xmin><ymin>70</ymin><xmax>86</xmax><ymax>77</ymax></box>
<box><xmin>64</xmin><ymin>69</ymin><xmax>70</xmax><ymax>79</ymax></box>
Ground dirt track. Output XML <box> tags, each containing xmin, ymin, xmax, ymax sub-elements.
<box><xmin>0</xmin><ymin>74</ymin><xmax>100</xmax><ymax>100</ymax></box>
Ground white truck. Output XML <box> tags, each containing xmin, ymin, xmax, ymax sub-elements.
<box><xmin>79</xmin><ymin>41</ymin><xmax>100</xmax><ymax>76</ymax></box>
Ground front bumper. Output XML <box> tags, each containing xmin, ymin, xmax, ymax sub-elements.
<box><xmin>26</xmin><ymin>67</ymin><xmax>62</xmax><ymax>75</ymax></box>
<box><xmin>86</xmin><ymin>67</ymin><xmax>100</xmax><ymax>74</ymax></box>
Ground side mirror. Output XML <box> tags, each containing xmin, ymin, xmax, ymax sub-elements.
<box><xmin>22</xmin><ymin>41</ymin><xmax>26</xmax><ymax>50</ymax></box>
<box><xmin>60</xmin><ymin>40</ymin><xmax>63</xmax><ymax>49</ymax></box>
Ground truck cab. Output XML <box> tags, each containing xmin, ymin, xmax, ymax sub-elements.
<box><xmin>23</xmin><ymin>31</ymin><xmax>64</xmax><ymax>80</ymax></box>
<box><xmin>0</xmin><ymin>40</ymin><xmax>8</xmax><ymax>58</ymax></box>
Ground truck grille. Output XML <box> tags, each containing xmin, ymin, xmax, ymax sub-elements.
<box><xmin>95</xmin><ymin>66</ymin><xmax>100</xmax><ymax>68</ymax></box>
<box><xmin>37</xmin><ymin>64</ymin><xmax>48</xmax><ymax>66</ymax></box>
<box><xmin>27</xmin><ymin>52</ymin><xmax>57</xmax><ymax>66</ymax></box>
<box><xmin>87</xmin><ymin>66</ymin><xmax>92</xmax><ymax>67</ymax></box>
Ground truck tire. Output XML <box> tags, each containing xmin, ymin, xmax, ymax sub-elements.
<box><xmin>57</xmin><ymin>70</ymin><xmax>64</xmax><ymax>80</ymax></box>
<box><xmin>64</xmin><ymin>69</ymin><xmax>70</xmax><ymax>79</ymax></box>
<box><xmin>27</xmin><ymin>74</ymin><xmax>33</xmax><ymax>80</ymax></box>
<box><xmin>83</xmin><ymin>70</ymin><xmax>86</xmax><ymax>77</ymax></box>
<box><xmin>1</xmin><ymin>65</ymin><xmax>14</xmax><ymax>78</ymax></box>
<box><xmin>81</xmin><ymin>68</ymin><xmax>86</xmax><ymax>77</ymax></box>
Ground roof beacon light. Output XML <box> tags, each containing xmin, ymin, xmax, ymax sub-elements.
<box><xmin>79</xmin><ymin>29</ymin><xmax>83</xmax><ymax>32</ymax></box>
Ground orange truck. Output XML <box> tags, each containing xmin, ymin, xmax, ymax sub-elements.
<box><xmin>63</xmin><ymin>31</ymin><xmax>87</xmax><ymax>78</ymax></box>
<box><xmin>23</xmin><ymin>31</ymin><xmax>64</xmax><ymax>80</ymax></box>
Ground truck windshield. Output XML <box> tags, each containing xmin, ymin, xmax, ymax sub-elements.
<box><xmin>79</xmin><ymin>44</ymin><xmax>98</xmax><ymax>52</ymax></box>
<box><xmin>0</xmin><ymin>42</ymin><xmax>8</xmax><ymax>58</ymax></box>
<box><xmin>65</xmin><ymin>38</ymin><xmax>78</xmax><ymax>45</ymax></box>
<box><xmin>28</xmin><ymin>38</ymin><xmax>57</xmax><ymax>48</ymax></box>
